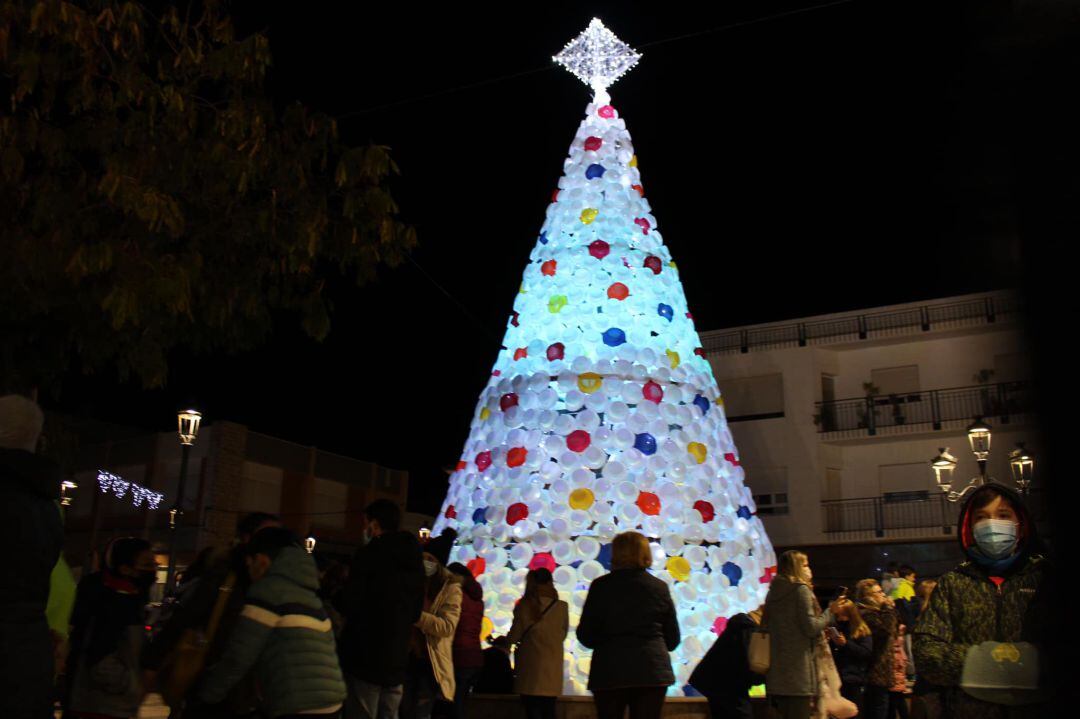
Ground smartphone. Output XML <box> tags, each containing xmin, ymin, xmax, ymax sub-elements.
<box><xmin>826</xmin><ymin>626</ymin><xmax>842</xmax><ymax>641</ymax></box>
<box><xmin>832</xmin><ymin>585</ymin><xmax>848</xmax><ymax>601</ymax></box>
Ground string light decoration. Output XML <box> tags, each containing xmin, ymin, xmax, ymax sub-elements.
<box><xmin>553</xmin><ymin>18</ymin><xmax>641</xmax><ymax>93</ymax></box>
<box><xmin>96</xmin><ymin>470</ymin><xmax>165</xmax><ymax>509</ymax></box>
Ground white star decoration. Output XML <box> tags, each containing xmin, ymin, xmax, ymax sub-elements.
<box><xmin>553</xmin><ymin>18</ymin><xmax>641</xmax><ymax>92</ymax></box>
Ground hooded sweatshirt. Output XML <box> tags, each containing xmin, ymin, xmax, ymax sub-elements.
<box><xmin>912</xmin><ymin>484</ymin><xmax>1050</xmax><ymax>719</ymax></box>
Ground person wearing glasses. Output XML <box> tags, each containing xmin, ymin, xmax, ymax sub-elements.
<box><xmin>854</xmin><ymin>579</ymin><xmax>899</xmax><ymax>719</ymax></box>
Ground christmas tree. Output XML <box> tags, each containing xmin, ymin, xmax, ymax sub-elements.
<box><xmin>432</xmin><ymin>19</ymin><xmax>776</xmax><ymax>694</ymax></box>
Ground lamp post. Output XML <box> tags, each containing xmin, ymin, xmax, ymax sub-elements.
<box><xmin>929</xmin><ymin>418</ymin><xmax>1035</xmax><ymax>502</ymax></box>
<box><xmin>166</xmin><ymin>409</ymin><xmax>201</xmax><ymax>593</ymax></box>
<box><xmin>1009</xmin><ymin>443</ymin><xmax>1036</xmax><ymax>495</ymax></box>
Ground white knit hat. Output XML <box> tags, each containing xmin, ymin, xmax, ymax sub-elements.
<box><xmin>0</xmin><ymin>394</ymin><xmax>45</xmax><ymax>452</ymax></box>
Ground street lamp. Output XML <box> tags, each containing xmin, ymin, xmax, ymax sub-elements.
<box><xmin>166</xmin><ymin>408</ymin><xmax>201</xmax><ymax>593</ymax></box>
<box><xmin>60</xmin><ymin>479</ymin><xmax>77</xmax><ymax>506</ymax></box>
<box><xmin>1009</xmin><ymin>443</ymin><xmax>1036</xmax><ymax>494</ymax></box>
<box><xmin>929</xmin><ymin>418</ymin><xmax>1035</xmax><ymax>502</ymax></box>
<box><xmin>966</xmin><ymin>418</ymin><xmax>992</xmax><ymax>481</ymax></box>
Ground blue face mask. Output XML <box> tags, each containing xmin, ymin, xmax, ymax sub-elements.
<box><xmin>973</xmin><ymin>519</ymin><xmax>1019</xmax><ymax>559</ymax></box>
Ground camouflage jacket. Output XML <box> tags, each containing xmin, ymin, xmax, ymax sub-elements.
<box><xmin>913</xmin><ymin>554</ymin><xmax>1049</xmax><ymax>719</ymax></box>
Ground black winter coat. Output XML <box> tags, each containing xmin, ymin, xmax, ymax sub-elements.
<box><xmin>336</xmin><ymin>530</ymin><xmax>425</xmax><ymax>686</ymax></box>
<box><xmin>576</xmin><ymin>568</ymin><xmax>680</xmax><ymax>690</ymax></box>
<box><xmin>689</xmin><ymin>613</ymin><xmax>763</xmax><ymax>697</ymax></box>
<box><xmin>0</xmin><ymin>448</ymin><xmax>64</xmax><ymax>719</ymax></box>
<box><xmin>830</xmin><ymin>620</ymin><xmax>873</xmax><ymax>687</ymax></box>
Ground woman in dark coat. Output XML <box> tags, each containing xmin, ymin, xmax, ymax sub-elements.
<box><xmin>577</xmin><ymin>531</ymin><xmax>680</xmax><ymax>719</ymax></box>
<box><xmin>688</xmin><ymin>606</ymin><xmax>764</xmax><ymax>719</ymax></box>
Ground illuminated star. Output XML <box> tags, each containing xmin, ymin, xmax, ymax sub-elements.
<box><xmin>553</xmin><ymin>18</ymin><xmax>641</xmax><ymax>92</ymax></box>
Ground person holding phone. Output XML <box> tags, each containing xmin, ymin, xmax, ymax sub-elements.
<box><xmin>763</xmin><ymin>551</ymin><xmax>850</xmax><ymax>719</ymax></box>
<box><xmin>828</xmin><ymin>591</ymin><xmax>874</xmax><ymax>715</ymax></box>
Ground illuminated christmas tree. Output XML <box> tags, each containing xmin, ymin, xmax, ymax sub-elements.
<box><xmin>433</xmin><ymin>18</ymin><xmax>776</xmax><ymax>694</ymax></box>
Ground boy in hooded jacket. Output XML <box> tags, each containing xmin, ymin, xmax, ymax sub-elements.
<box><xmin>199</xmin><ymin>527</ymin><xmax>346</xmax><ymax>719</ymax></box>
<box><xmin>913</xmin><ymin>484</ymin><xmax>1051</xmax><ymax>719</ymax></box>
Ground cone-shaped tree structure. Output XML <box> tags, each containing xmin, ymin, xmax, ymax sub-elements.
<box><xmin>433</xmin><ymin>19</ymin><xmax>776</xmax><ymax>694</ymax></box>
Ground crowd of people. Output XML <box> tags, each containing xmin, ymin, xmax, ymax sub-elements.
<box><xmin>0</xmin><ymin>394</ymin><xmax>1053</xmax><ymax>719</ymax></box>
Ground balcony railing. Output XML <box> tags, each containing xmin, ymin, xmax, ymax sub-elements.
<box><xmin>701</xmin><ymin>294</ymin><xmax>1020</xmax><ymax>355</ymax></box>
<box><xmin>822</xmin><ymin>493</ymin><xmax>956</xmax><ymax>538</ymax></box>
<box><xmin>823</xmin><ymin>489</ymin><xmax>1046</xmax><ymax>539</ymax></box>
<box><xmin>814</xmin><ymin>380</ymin><xmax>1033</xmax><ymax>436</ymax></box>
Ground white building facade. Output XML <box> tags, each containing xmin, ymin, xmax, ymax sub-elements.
<box><xmin>701</xmin><ymin>290</ymin><xmax>1037</xmax><ymax>560</ymax></box>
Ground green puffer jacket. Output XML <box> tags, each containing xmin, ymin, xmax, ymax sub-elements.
<box><xmin>199</xmin><ymin>546</ymin><xmax>346</xmax><ymax>718</ymax></box>
<box><xmin>912</xmin><ymin>485</ymin><xmax>1050</xmax><ymax>719</ymax></box>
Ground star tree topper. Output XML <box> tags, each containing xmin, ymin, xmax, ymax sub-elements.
<box><xmin>554</xmin><ymin>18</ymin><xmax>641</xmax><ymax>93</ymax></box>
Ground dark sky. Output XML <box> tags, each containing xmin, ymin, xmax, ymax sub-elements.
<box><xmin>56</xmin><ymin>1</ymin><xmax>1062</xmax><ymax>514</ymax></box>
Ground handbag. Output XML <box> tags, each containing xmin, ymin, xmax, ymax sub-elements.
<box><xmin>747</xmin><ymin>606</ymin><xmax>770</xmax><ymax>675</ymax></box>
<box><xmin>514</xmin><ymin>598</ymin><xmax>557</xmax><ymax>647</ymax></box>
<box><xmin>159</xmin><ymin>572</ymin><xmax>237</xmax><ymax>709</ymax></box>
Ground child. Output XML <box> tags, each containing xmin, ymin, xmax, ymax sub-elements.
<box><xmin>199</xmin><ymin>527</ymin><xmax>346</xmax><ymax>719</ymax></box>
<box><xmin>888</xmin><ymin>626</ymin><xmax>911</xmax><ymax>719</ymax></box>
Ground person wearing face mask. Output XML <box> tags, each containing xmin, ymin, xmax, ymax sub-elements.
<box><xmin>400</xmin><ymin>553</ymin><xmax>462</xmax><ymax>719</ymax></box>
<box><xmin>763</xmin><ymin>550</ymin><xmax>851</xmax><ymax>719</ymax></box>
<box><xmin>65</xmin><ymin>537</ymin><xmax>157</xmax><ymax>719</ymax></box>
<box><xmin>337</xmin><ymin>499</ymin><xmax>425</xmax><ymax>719</ymax></box>
<box><xmin>913</xmin><ymin>484</ymin><xmax>1051</xmax><ymax>719</ymax></box>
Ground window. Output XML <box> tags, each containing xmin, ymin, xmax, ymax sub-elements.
<box><xmin>883</xmin><ymin>490</ymin><xmax>930</xmax><ymax>503</ymax></box>
<box><xmin>748</xmin><ymin>466</ymin><xmax>788</xmax><ymax>513</ymax></box>
<box><xmin>753</xmin><ymin>493</ymin><xmax>789</xmax><ymax>515</ymax></box>
<box><xmin>240</xmin><ymin>462</ymin><xmax>283</xmax><ymax>515</ymax></box>
<box><xmin>993</xmin><ymin>353</ymin><xmax>1030</xmax><ymax>383</ymax></box>
<box><xmin>718</xmin><ymin>373</ymin><xmax>784</xmax><ymax>421</ymax></box>
<box><xmin>871</xmin><ymin>365</ymin><xmax>920</xmax><ymax>396</ymax></box>
<box><xmin>878</xmin><ymin>462</ymin><xmax>930</xmax><ymax>496</ymax></box>
<box><xmin>311</xmin><ymin>478</ymin><xmax>348</xmax><ymax>529</ymax></box>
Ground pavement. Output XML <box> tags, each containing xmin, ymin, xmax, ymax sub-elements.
<box><xmin>55</xmin><ymin>693</ymin><xmax>170</xmax><ymax>718</ymax></box>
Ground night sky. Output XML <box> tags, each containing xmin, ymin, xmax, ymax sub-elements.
<box><xmin>54</xmin><ymin>1</ymin><xmax>1071</xmax><ymax>515</ymax></box>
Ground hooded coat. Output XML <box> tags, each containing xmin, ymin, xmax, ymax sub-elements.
<box><xmin>763</xmin><ymin>574</ymin><xmax>834</xmax><ymax>697</ymax></box>
<box><xmin>912</xmin><ymin>484</ymin><xmax>1050</xmax><ymax>719</ymax></box>
<box><xmin>199</xmin><ymin>545</ymin><xmax>346</xmax><ymax>718</ymax></box>
<box><xmin>336</xmin><ymin>530</ymin><xmax>425</xmax><ymax>687</ymax></box>
<box><xmin>0</xmin><ymin>447</ymin><xmax>65</xmax><ymax>719</ymax></box>
<box><xmin>452</xmin><ymin>572</ymin><xmax>485</xmax><ymax>670</ymax></box>
<box><xmin>416</xmin><ymin>572</ymin><xmax>463</xmax><ymax>701</ymax></box>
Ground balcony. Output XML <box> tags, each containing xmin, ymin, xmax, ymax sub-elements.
<box><xmin>822</xmin><ymin>493</ymin><xmax>956</xmax><ymax>539</ymax></box>
<box><xmin>700</xmin><ymin>294</ymin><xmax>1020</xmax><ymax>355</ymax></box>
<box><xmin>823</xmin><ymin>489</ymin><xmax>1046</xmax><ymax>541</ymax></box>
<box><xmin>814</xmin><ymin>380</ymin><xmax>1034</xmax><ymax>439</ymax></box>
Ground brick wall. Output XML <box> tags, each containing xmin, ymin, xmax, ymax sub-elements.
<box><xmin>200</xmin><ymin>421</ymin><xmax>248</xmax><ymax>549</ymax></box>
